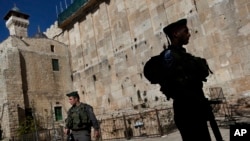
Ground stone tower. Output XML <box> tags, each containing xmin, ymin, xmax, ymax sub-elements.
<box><xmin>4</xmin><ymin>5</ymin><xmax>29</xmax><ymax>38</ymax></box>
<box><xmin>0</xmin><ymin>5</ymin><xmax>72</xmax><ymax>140</ymax></box>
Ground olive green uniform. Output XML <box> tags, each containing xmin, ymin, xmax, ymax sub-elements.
<box><xmin>65</xmin><ymin>102</ymin><xmax>99</xmax><ymax>141</ymax></box>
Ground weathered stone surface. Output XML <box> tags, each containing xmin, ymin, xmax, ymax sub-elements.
<box><xmin>43</xmin><ymin>0</ymin><xmax>250</xmax><ymax>118</ymax></box>
<box><xmin>0</xmin><ymin>36</ymin><xmax>72</xmax><ymax>139</ymax></box>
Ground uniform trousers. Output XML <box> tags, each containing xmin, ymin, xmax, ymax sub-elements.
<box><xmin>72</xmin><ymin>130</ymin><xmax>91</xmax><ymax>141</ymax></box>
<box><xmin>173</xmin><ymin>99</ymin><xmax>212</xmax><ymax>141</ymax></box>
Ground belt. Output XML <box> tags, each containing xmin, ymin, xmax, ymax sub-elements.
<box><xmin>72</xmin><ymin>129</ymin><xmax>85</xmax><ymax>131</ymax></box>
<box><xmin>71</xmin><ymin>127</ymin><xmax>89</xmax><ymax>131</ymax></box>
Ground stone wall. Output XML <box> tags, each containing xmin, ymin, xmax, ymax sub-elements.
<box><xmin>0</xmin><ymin>36</ymin><xmax>73</xmax><ymax>138</ymax></box>
<box><xmin>0</xmin><ymin>37</ymin><xmax>12</xmax><ymax>138</ymax></box>
<box><xmin>0</xmin><ymin>37</ymin><xmax>24</xmax><ymax>137</ymax></box>
<box><xmin>18</xmin><ymin>38</ymin><xmax>73</xmax><ymax>128</ymax></box>
<box><xmin>45</xmin><ymin>0</ymin><xmax>250</xmax><ymax>116</ymax></box>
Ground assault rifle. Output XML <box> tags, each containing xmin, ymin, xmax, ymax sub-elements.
<box><xmin>207</xmin><ymin>99</ymin><xmax>224</xmax><ymax>141</ymax></box>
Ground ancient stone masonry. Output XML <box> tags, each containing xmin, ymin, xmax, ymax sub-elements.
<box><xmin>0</xmin><ymin>6</ymin><xmax>75</xmax><ymax>140</ymax></box>
<box><xmin>0</xmin><ymin>37</ymin><xmax>24</xmax><ymax>138</ymax></box>
<box><xmin>45</xmin><ymin>0</ymin><xmax>250</xmax><ymax>117</ymax></box>
<box><xmin>0</xmin><ymin>35</ymin><xmax>73</xmax><ymax>139</ymax></box>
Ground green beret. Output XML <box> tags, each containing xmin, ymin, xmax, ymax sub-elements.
<box><xmin>66</xmin><ymin>91</ymin><xmax>79</xmax><ymax>98</ymax></box>
<box><xmin>163</xmin><ymin>19</ymin><xmax>187</xmax><ymax>37</ymax></box>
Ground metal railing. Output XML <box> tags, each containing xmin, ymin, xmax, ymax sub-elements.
<box><xmin>11</xmin><ymin>128</ymin><xmax>65</xmax><ymax>141</ymax></box>
<box><xmin>99</xmin><ymin>108</ymin><xmax>176</xmax><ymax>140</ymax></box>
<box><xmin>10</xmin><ymin>108</ymin><xmax>175</xmax><ymax>141</ymax></box>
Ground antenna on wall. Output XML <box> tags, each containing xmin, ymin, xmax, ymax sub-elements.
<box><xmin>37</xmin><ymin>25</ymin><xmax>41</xmax><ymax>33</ymax></box>
<box><xmin>56</xmin><ymin>5</ymin><xmax>58</xmax><ymax>18</ymax></box>
<box><xmin>65</xmin><ymin>0</ymin><xmax>68</xmax><ymax>8</ymax></box>
<box><xmin>60</xmin><ymin>1</ymin><xmax>63</xmax><ymax>13</ymax></box>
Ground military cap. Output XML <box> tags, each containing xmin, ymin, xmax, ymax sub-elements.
<box><xmin>66</xmin><ymin>91</ymin><xmax>79</xmax><ymax>98</ymax></box>
<box><xmin>163</xmin><ymin>18</ymin><xmax>187</xmax><ymax>37</ymax></box>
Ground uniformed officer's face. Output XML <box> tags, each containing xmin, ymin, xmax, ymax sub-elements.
<box><xmin>68</xmin><ymin>96</ymin><xmax>78</xmax><ymax>105</ymax></box>
<box><xmin>175</xmin><ymin>25</ymin><xmax>191</xmax><ymax>45</ymax></box>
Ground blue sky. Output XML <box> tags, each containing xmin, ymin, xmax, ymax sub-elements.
<box><xmin>0</xmin><ymin>0</ymin><xmax>71</xmax><ymax>42</ymax></box>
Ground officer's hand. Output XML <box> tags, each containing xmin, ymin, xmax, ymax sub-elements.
<box><xmin>64</xmin><ymin>128</ymin><xmax>69</xmax><ymax>135</ymax></box>
<box><xmin>94</xmin><ymin>129</ymin><xmax>100</xmax><ymax>138</ymax></box>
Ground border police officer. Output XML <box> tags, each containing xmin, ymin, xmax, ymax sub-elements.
<box><xmin>160</xmin><ymin>19</ymin><xmax>214</xmax><ymax>141</ymax></box>
<box><xmin>64</xmin><ymin>91</ymin><xmax>100</xmax><ymax>141</ymax></box>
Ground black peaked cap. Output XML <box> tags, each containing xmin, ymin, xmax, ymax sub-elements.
<box><xmin>163</xmin><ymin>19</ymin><xmax>187</xmax><ymax>37</ymax></box>
<box><xmin>66</xmin><ymin>91</ymin><xmax>79</xmax><ymax>98</ymax></box>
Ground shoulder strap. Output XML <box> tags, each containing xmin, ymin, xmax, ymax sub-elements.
<box><xmin>79</xmin><ymin>103</ymin><xmax>86</xmax><ymax>110</ymax></box>
<box><xmin>67</xmin><ymin>106</ymin><xmax>74</xmax><ymax>115</ymax></box>
<box><xmin>80</xmin><ymin>102</ymin><xmax>91</xmax><ymax>108</ymax></box>
<box><xmin>80</xmin><ymin>103</ymin><xmax>94</xmax><ymax>114</ymax></box>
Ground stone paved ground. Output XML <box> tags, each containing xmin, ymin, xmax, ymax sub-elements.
<box><xmin>113</xmin><ymin>127</ymin><xmax>229</xmax><ymax>141</ymax></box>
<box><xmin>115</xmin><ymin>116</ymin><xmax>250</xmax><ymax>141</ymax></box>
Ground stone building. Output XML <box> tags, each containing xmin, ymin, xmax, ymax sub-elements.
<box><xmin>0</xmin><ymin>6</ymin><xmax>72</xmax><ymax>139</ymax></box>
<box><xmin>45</xmin><ymin>0</ymin><xmax>250</xmax><ymax>116</ymax></box>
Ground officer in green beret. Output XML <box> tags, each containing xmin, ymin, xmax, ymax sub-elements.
<box><xmin>64</xmin><ymin>91</ymin><xmax>100</xmax><ymax>141</ymax></box>
<box><xmin>159</xmin><ymin>19</ymin><xmax>216</xmax><ymax>141</ymax></box>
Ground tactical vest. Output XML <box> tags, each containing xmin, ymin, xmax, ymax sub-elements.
<box><xmin>66</xmin><ymin>103</ymin><xmax>91</xmax><ymax>130</ymax></box>
<box><xmin>160</xmin><ymin>47</ymin><xmax>213</xmax><ymax>100</ymax></box>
